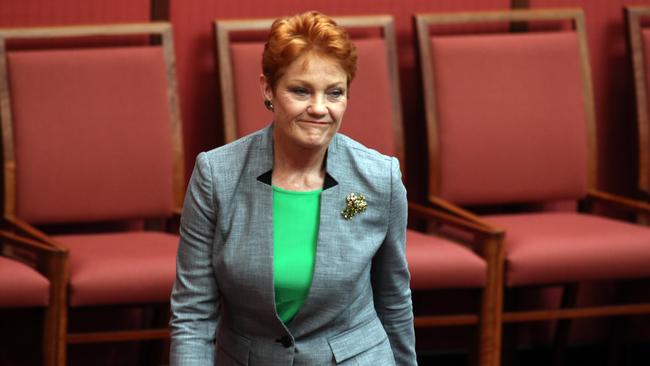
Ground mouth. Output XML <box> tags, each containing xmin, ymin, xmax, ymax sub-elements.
<box><xmin>299</xmin><ymin>120</ymin><xmax>332</xmax><ymax>125</ymax></box>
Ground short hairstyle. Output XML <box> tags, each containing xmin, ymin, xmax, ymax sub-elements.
<box><xmin>262</xmin><ymin>11</ymin><xmax>358</xmax><ymax>90</ymax></box>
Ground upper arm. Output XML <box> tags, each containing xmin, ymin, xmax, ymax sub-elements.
<box><xmin>370</xmin><ymin>157</ymin><xmax>417</xmax><ymax>365</ymax></box>
<box><xmin>170</xmin><ymin>152</ymin><xmax>220</xmax><ymax>364</ymax></box>
<box><xmin>371</xmin><ymin>156</ymin><xmax>410</xmax><ymax>308</ymax></box>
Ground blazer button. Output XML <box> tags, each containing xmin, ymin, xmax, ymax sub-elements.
<box><xmin>276</xmin><ymin>335</ymin><xmax>293</xmax><ymax>348</ymax></box>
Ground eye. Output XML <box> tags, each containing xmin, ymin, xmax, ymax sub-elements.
<box><xmin>328</xmin><ymin>88</ymin><xmax>345</xmax><ymax>99</ymax></box>
<box><xmin>289</xmin><ymin>87</ymin><xmax>309</xmax><ymax>97</ymax></box>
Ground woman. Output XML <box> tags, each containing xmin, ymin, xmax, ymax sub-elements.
<box><xmin>170</xmin><ymin>11</ymin><xmax>416</xmax><ymax>365</ymax></box>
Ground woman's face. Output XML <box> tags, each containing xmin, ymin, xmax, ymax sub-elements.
<box><xmin>261</xmin><ymin>52</ymin><xmax>348</xmax><ymax>151</ymax></box>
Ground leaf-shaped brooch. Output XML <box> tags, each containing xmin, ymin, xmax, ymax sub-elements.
<box><xmin>341</xmin><ymin>193</ymin><xmax>368</xmax><ymax>220</ymax></box>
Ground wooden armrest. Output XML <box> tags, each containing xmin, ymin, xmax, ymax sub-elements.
<box><xmin>428</xmin><ymin>196</ymin><xmax>490</xmax><ymax>227</ymax></box>
<box><xmin>0</xmin><ymin>230</ymin><xmax>66</xmax><ymax>255</ymax></box>
<box><xmin>409</xmin><ymin>202</ymin><xmax>504</xmax><ymax>263</ymax></box>
<box><xmin>408</xmin><ymin>202</ymin><xmax>504</xmax><ymax>238</ymax></box>
<box><xmin>0</xmin><ymin>230</ymin><xmax>68</xmax><ymax>278</ymax></box>
<box><xmin>587</xmin><ymin>189</ymin><xmax>650</xmax><ymax>214</ymax></box>
<box><xmin>2</xmin><ymin>215</ymin><xmax>57</xmax><ymax>245</ymax></box>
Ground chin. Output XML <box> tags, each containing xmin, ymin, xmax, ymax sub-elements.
<box><xmin>295</xmin><ymin>133</ymin><xmax>334</xmax><ymax>150</ymax></box>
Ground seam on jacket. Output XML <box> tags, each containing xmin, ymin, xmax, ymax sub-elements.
<box><xmin>200</xmin><ymin>152</ymin><xmax>220</xmax><ymax>244</ymax></box>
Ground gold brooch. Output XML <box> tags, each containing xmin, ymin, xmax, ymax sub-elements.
<box><xmin>341</xmin><ymin>193</ymin><xmax>367</xmax><ymax>220</ymax></box>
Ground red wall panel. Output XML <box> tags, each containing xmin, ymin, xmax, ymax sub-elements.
<box><xmin>0</xmin><ymin>0</ymin><xmax>148</xmax><ymax>26</ymax></box>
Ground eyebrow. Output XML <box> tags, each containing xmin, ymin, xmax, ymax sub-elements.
<box><xmin>286</xmin><ymin>80</ymin><xmax>346</xmax><ymax>89</ymax></box>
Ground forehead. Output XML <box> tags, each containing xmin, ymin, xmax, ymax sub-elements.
<box><xmin>282</xmin><ymin>52</ymin><xmax>347</xmax><ymax>84</ymax></box>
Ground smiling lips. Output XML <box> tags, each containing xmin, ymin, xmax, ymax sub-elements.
<box><xmin>300</xmin><ymin>120</ymin><xmax>332</xmax><ymax>125</ymax></box>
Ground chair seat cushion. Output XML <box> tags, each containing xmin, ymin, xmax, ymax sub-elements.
<box><xmin>53</xmin><ymin>231</ymin><xmax>179</xmax><ymax>306</ymax></box>
<box><xmin>0</xmin><ymin>256</ymin><xmax>49</xmax><ymax>307</ymax></box>
<box><xmin>485</xmin><ymin>213</ymin><xmax>650</xmax><ymax>286</ymax></box>
<box><xmin>406</xmin><ymin>229</ymin><xmax>486</xmax><ymax>289</ymax></box>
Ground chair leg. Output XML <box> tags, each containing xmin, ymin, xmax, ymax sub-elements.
<box><xmin>43</xmin><ymin>304</ymin><xmax>68</xmax><ymax>366</ymax></box>
<box><xmin>43</xmin><ymin>251</ymin><xmax>68</xmax><ymax>366</ymax></box>
<box><xmin>478</xmin><ymin>235</ymin><xmax>504</xmax><ymax>366</ymax></box>
<box><xmin>478</xmin><ymin>286</ymin><xmax>501</xmax><ymax>366</ymax></box>
<box><xmin>551</xmin><ymin>283</ymin><xmax>579</xmax><ymax>366</ymax></box>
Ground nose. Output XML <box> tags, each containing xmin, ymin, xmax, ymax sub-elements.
<box><xmin>307</xmin><ymin>96</ymin><xmax>327</xmax><ymax>116</ymax></box>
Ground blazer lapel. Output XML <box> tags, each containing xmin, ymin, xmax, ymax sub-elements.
<box><xmin>246</xmin><ymin>126</ymin><xmax>283</xmax><ymax>326</ymax></box>
<box><xmin>289</xmin><ymin>134</ymin><xmax>347</xmax><ymax>336</ymax></box>
<box><xmin>252</xmin><ymin>131</ymin><xmax>356</xmax><ymax>336</ymax></box>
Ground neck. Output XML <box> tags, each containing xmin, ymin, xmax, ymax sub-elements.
<box><xmin>271</xmin><ymin>132</ymin><xmax>328</xmax><ymax>191</ymax></box>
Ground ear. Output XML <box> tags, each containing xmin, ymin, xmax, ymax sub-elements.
<box><xmin>259</xmin><ymin>74</ymin><xmax>274</xmax><ymax>101</ymax></box>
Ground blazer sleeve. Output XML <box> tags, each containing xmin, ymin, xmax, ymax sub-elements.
<box><xmin>170</xmin><ymin>152</ymin><xmax>219</xmax><ymax>366</ymax></box>
<box><xmin>371</xmin><ymin>157</ymin><xmax>417</xmax><ymax>365</ymax></box>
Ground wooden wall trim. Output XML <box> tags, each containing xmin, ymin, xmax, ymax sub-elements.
<box><xmin>627</xmin><ymin>6</ymin><xmax>650</xmax><ymax>195</ymax></box>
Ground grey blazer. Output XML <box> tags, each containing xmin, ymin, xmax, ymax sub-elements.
<box><xmin>170</xmin><ymin>126</ymin><xmax>416</xmax><ymax>365</ymax></box>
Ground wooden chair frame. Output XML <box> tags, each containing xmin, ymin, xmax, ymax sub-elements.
<box><xmin>416</xmin><ymin>8</ymin><xmax>599</xmax><ymax>222</ymax></box>
<box><xmin>0</xmin><ymin>22</ymin><xmax>185</xmax><ymax>365</ymax></box>
<box><xmin>408</xmin><ymin>204</ymin><xmax>504</xmax><ymax>366</ymax></box>
<box><xmin>627</xmin><ymin>6</ymin><xmax>650</xmax><ymax>198</ymax></box>
<box><xmin>215</xmin><ymin>15</ymin><xmax>505</xmax><ymax>366</ymax></box>
<box><xmin>0</xmin><ymin>229</ymin><xmax>67</xmax><ymax>366</ymax></box>
<box><xmin>0</xmin><ymin>22</ymin><xmax>185</xmax><ymax>217</ymax></box>
<box><xmin>416</xmin><ymin>7</ymin><xmax>650</xmax><ymax>364</ymax></box>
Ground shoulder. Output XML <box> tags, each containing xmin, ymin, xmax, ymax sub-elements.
<box><xmin>331</xmin><ymin>133</ymin><xmax>403</xmax><ymax>213</ymax></box>
<box><xmin>191</xmin><ymin>127</ymin><xmax>270</xmax><ymax>201</ymax></box>
<box><xmin>200</xmin><ymin>128</ymin><xmax>266</xmax><ymax>168</ymax></box>
<box><xmin>333</xmin><ymin>133</ymin><xmax>401</xmax><ymax>180</ymax></box>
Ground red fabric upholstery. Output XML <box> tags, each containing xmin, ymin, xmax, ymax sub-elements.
<box><xmin>431</xmin><ymin>32</ymin><xmax>588</xmax><ymax>205</ymax></box>
<box><xmin>0</xmin><ymin>256</ymin><xmax>49</xmax><ymax>307</ymax></box>
<box><xmin>406</xmin><ymin>229</ymin><xmax>486</xmax><ymax>289</ymax></box>
<box><xmin>340</xmin><ymin>38</ymin><xmax>396</xmax><ymax>157</ymax></box>
<box><xmin>230</xmin><ymin>42</ymin><xmax>268</xmax><ymax>137</ymax></box>
<box><xmin>230</xmin><ymin>38</ymin><xmax>396</xmax><ymax>156</ymax></box>
<box><xmin>53</xmin><ymin>232</ymin><xmax>178</xmax><ymax>306</ymax></box>
<box><xmin>484</xmin><ymin>213</ymin><xmax>650</xmax><ymax>286</ymax></box>
<box><xmin>8</xmin><ymin>46</ymin><xmax>174</xmax><ymax>224</ymax></box>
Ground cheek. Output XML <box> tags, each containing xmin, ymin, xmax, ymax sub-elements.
<box><xmin>333</xmin><ymin>102</ymin><xmax>348</xmax><ymax>121</ymax></box>
<box><xmin>277</xmin><ymin>98</ymin><xmax>305</xmax><ymax>117</ymax></box>
<box><xmin>273</xmin><ymin>104</ymin><xmax>295</xmax><ymax>121</ymax></box>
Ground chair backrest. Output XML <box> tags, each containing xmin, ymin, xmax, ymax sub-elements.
<box><xmin>214</xmin><ymin>15</ymin><xmax>404</xmax><ymax>166</ymax></box>
<box><xmin>415</xmin><ymin>9</ymin><xmax>597</xmax><ymax>206</ymax></box>
<box><xmin>627</xmin><ymin>6</ymin><xmax>650</xmax><ymax>197</ymax></box>
<box><xmin>0</xmin><ymin>23</ymin><xmax>184</xmax><ymax>224</ymax></box>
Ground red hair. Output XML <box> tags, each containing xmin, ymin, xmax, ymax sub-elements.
<box><xmin>262</xmin><ymin>11</ymin><xmax>358</xmax><ymax>89</ymax></box>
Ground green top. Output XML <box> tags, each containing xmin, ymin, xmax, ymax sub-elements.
<box><xmin>272</xmin><ymin>185</ymin><xmax>322</xmax><ymax>324</ymax></box>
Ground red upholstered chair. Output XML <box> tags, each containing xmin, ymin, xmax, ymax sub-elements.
<box><xmin>416</xmin><ymin>7</ymin><xmax>650</xmax><ymax>364</ymax></box>
<box><xmin>0</xmin><ymin>231</ymin><xmax>67</xmax><ymax>366</ymax></box>
<box><xmin>0</xmin><ymin>23</ymin><xmax>184</xmax><ymax>365</ymax></box>
<box><xmin>214</xmin><ymin>15</ymin><xmax>504</xmax><ymax>366</ymax></box>
<box><xmin>628</xmin><ymin>6</ymin><xmax>650</xmax><ymax>201</ymax></box>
